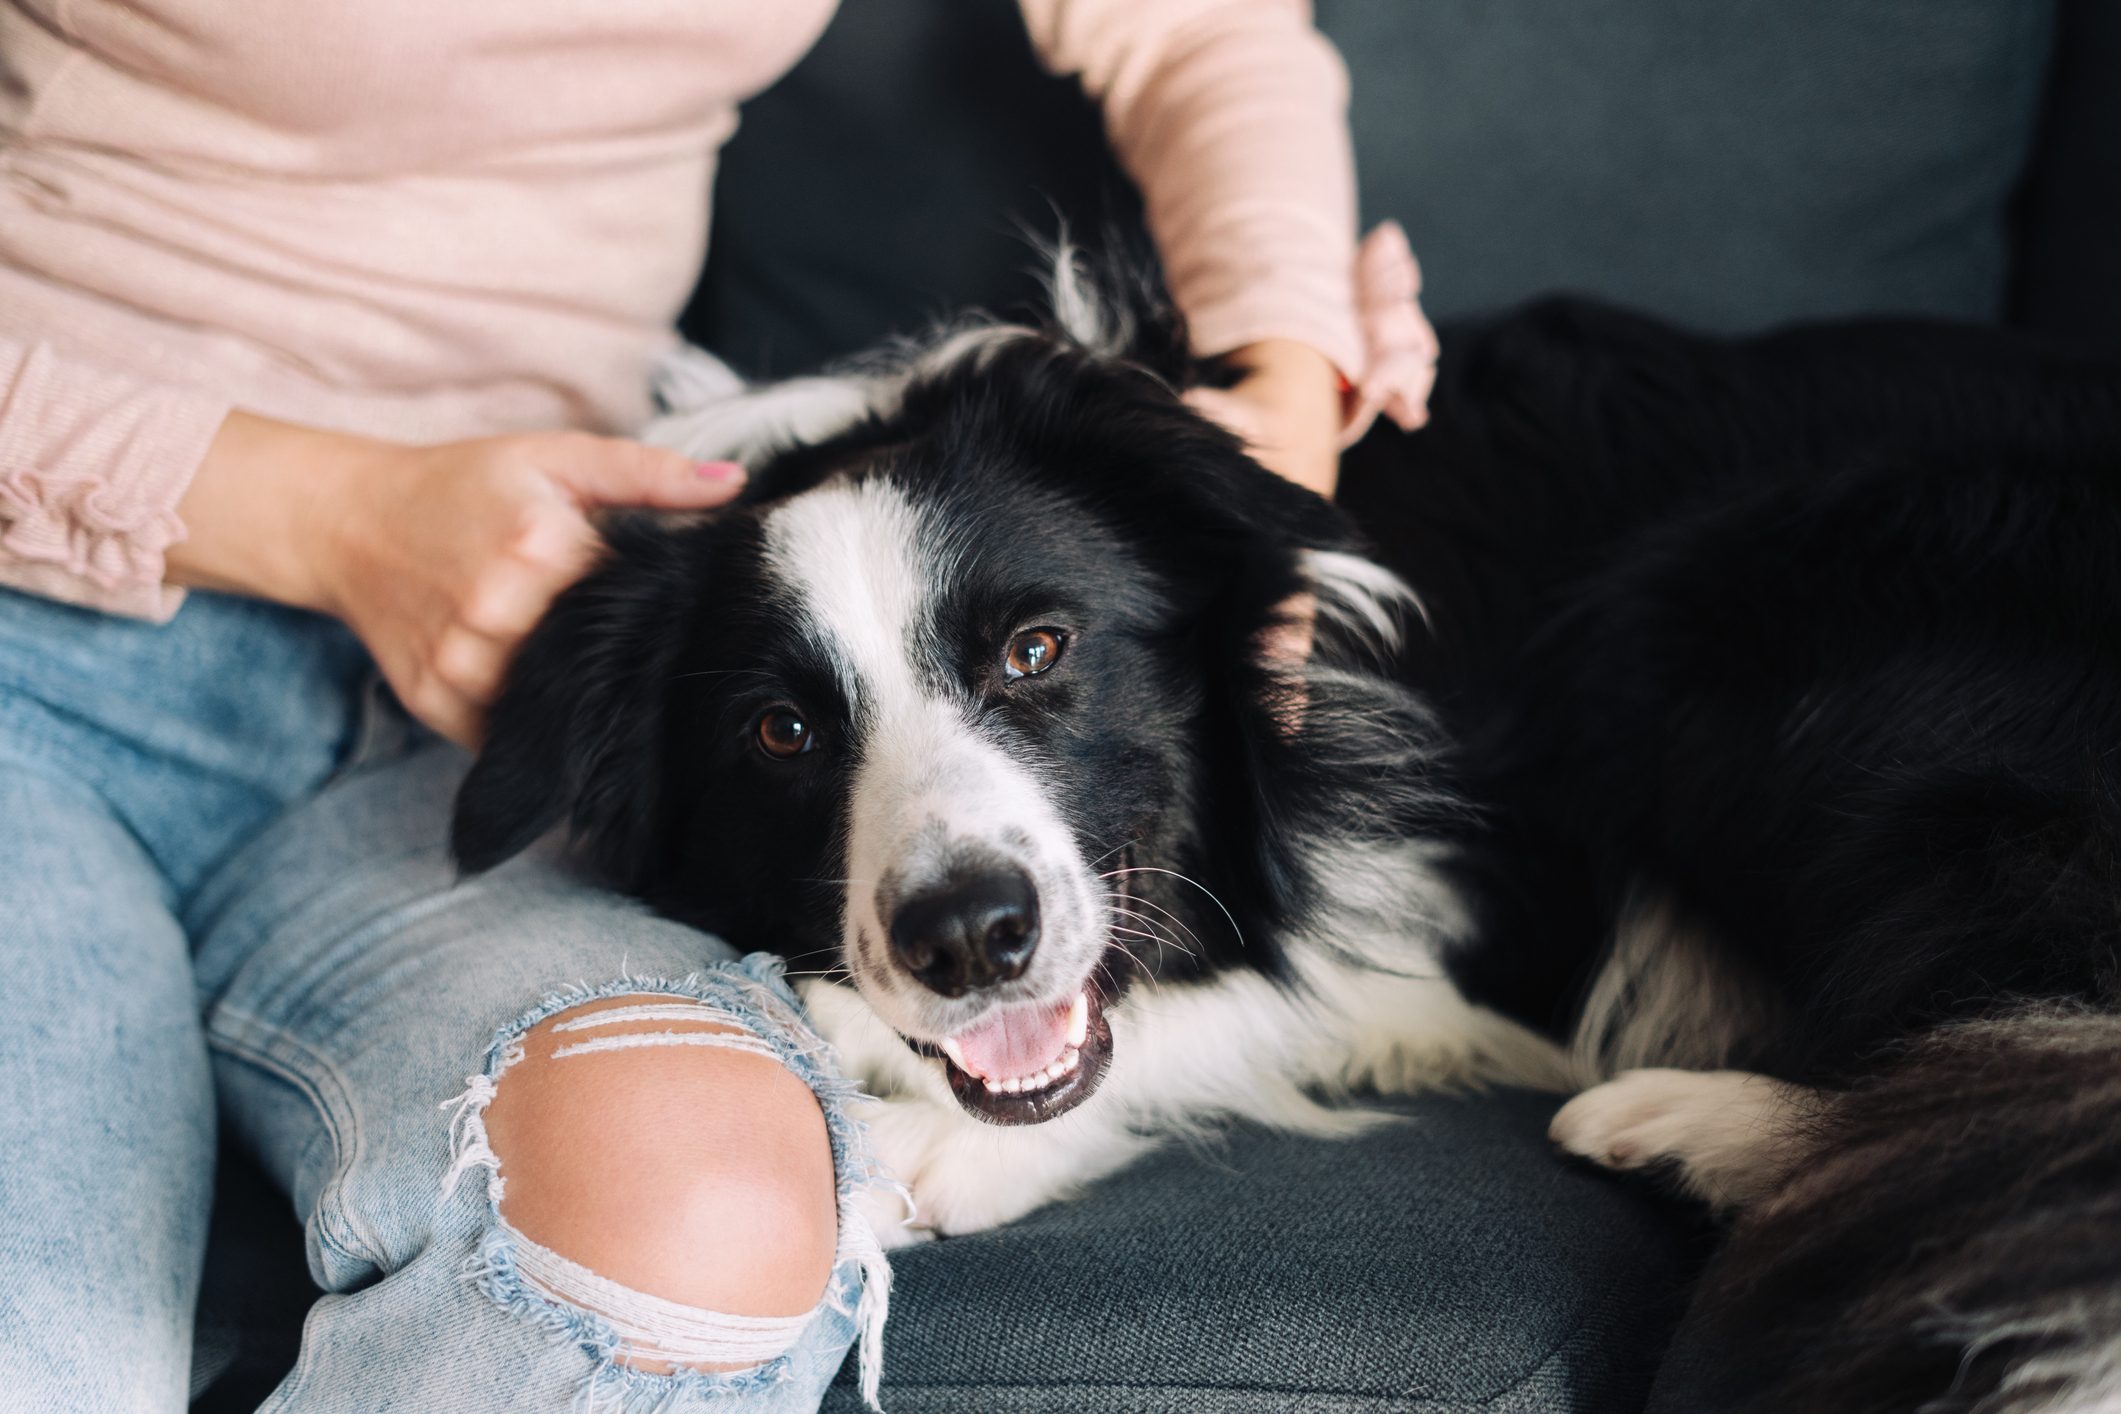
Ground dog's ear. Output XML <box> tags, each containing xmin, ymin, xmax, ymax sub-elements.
<box><xmin>450</xmin><ymin>517</ymin><xmax>701</xmax><ymax>884</ymax></box>
<box><xmin>1119</xmin><ymin>410</ymin><xmax>1440</xmax><ymax>959</ymax></box>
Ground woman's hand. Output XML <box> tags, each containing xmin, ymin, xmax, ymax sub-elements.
<box><xmin>1183</xmin><ymin>338</ymin><xmax>1346</xmax><ymax>499</ymax></box>
<box><xmin>1182</xmin><ymin>339</ymin><xmax>1345</xmax><ymax>667</ymax></box>
<box><xmin>168</xmin><ymin>412</ymin><xmax>745</xmax><ymax>745</ymax></box>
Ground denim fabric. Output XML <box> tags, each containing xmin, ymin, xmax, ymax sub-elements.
<box><xmin>0</xmin><ymin>586</ymin><xmax>877</xmax><ymax>1412</ymax></box>
<box><xmin>822</xmin><ymin>1090</ymin><xmax>1698</xmax><ymax>1414</ymax></box>
<box><xmin>0</xmin><ymin>590</ymin><xmax>369</xmax><ymax>1410</ymax></box>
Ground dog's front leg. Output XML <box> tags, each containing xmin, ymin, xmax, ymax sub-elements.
<box><xmin>855</xmin><ymin>1092</ymin><xmax>1149</xmax><ymax>1240</ymax></box>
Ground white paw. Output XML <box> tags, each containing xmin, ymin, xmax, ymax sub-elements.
<box><xmin>1550</xmin><ymin>1068</ymin><xmax>1801</xmax><ymax>1210</ymax></box>
<box><xmin>851</xmin><ymin>1177</ymin><xmax>933</xmax><ymax>1251</ymax></box>
<box><xmin>848</xmin><ymin>1093</ymin><xmax>1031</xmax><ymax>1241</ymax></box>
<box><xmin>1551</xmin><ymin>1068</ymin><xmax>1724</xmax><ymax>1170</ymax></box>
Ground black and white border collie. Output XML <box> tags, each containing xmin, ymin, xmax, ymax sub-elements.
<box><xmin>449</xmin><ymin>261</ymin><xmax>1563</xmax><ymax>1240</ymax></box>
<box><xmin>455</xmin><ymin>261</ymin><xmax>2121</xmax><ymax>1411</ymax></box>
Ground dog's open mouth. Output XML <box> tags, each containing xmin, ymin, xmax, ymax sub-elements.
<box><xmin>916</xmin><ymin>986</ymin><xmax>1115</xmax><ymax>1125</ymax></box>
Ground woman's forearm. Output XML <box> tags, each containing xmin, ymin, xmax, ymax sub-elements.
<box><xmin>165</xmin><ymin>410</ymin><xmax>384</xmax><ymax>615</ymax></box>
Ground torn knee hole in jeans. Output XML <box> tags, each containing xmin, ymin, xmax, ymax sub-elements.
<box><xmin>440</xmin><ymin>967</ymin><xmax>897</xmax><ymax>1409</ymax></box>
<box><xmin>501</xmin><ymin>1221</ymin><xmax>817</xmax><ymax>1371</ymax></box>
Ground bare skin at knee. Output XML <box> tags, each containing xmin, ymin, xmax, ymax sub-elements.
<box><xmin>484</xmin><ymin>994</ymin><xmax>839</xmax><ymax>1370</ymax></box>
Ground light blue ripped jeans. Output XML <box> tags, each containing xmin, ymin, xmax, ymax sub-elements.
<box><xmin>0</xmin><ymin>586</ymin><xmax>889</xmax><ymax>1412</ymax></box>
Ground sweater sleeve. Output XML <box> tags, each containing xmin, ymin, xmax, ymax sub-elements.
<box><xmin>0</xmin><ymin>335</ymin><xmax>227</xmax><ymax>621</ymax></box>
<box><xmin>1019</xmin><ymin>0</ymin><xmax>1435</xmax><ymax>434</ymax></box>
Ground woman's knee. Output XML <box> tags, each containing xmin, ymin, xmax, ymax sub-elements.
<box><xmin>481</xmin><ymin>993</ymin><xmax>840</xmax><ymax>1367</ymax></box>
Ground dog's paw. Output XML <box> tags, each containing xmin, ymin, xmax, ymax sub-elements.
<box><xmin>1550</xmin><ymin>1068</ymin><xmax>1722</xmax><ymax>1169</ymax></box>
<box><xmin>1550</xmin><ymin>1068</ymin><xmax>1803</xmax><ymax>1212</ymax></box>
<box><xmin>851</xmin><ymin>1177</ymin><xmax>934</xmax><ymax>1251</ymax></box>
<box><xmin>849</xmin><ymin>1094</ymin><xmax>1024</xmax><ymax>1240</ymax></box>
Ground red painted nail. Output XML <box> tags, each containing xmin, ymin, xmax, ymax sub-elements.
<box><xmin>694</xmin><ymin>460</ymin><xmax>746</xmax><ymax>481</ymax></box>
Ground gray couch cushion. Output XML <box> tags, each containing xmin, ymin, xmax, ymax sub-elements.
<box><xmin>686</xmin><ymin>0</ymin><xmax>2055</xmax><ymax>375</ymax></box>
<box><xmin>822</xmin><ymin>1092</ymin><xmax>1696</xmax><ymax>1413</ymax></box>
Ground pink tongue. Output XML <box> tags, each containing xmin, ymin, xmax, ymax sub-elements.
<box><xmin>950</xmin><ymin>996</ymin><xmax>1074</xmax><ymax>1079</ymax></box>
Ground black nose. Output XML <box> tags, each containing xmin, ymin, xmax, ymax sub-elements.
<box><xmin>887</xmin><ymin>868</ymin><xmax>1041</xmax><ymax>997</ymax></box>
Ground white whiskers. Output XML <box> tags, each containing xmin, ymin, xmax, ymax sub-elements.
<box><xmin>1099</xmin><ymin>866</ymin><xmax>1246</xmax><ymax>950</ymax></box>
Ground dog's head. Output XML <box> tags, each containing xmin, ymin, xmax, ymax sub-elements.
<box><xmin>452</xmin><ymin>278</ymin><xmax>1446</xmax><ymax>1124</ymax></box>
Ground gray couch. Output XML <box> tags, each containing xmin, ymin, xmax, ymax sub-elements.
<box><xmin>192</xmin><ymin>3</ymin><xmax>2119</xmax><ymax>1409</ymax></box>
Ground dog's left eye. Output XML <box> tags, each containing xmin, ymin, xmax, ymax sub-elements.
<box><xmin>755</xmin><ymin>707</ymin><xmax>816</xmax><ymax>759</ymax></box>
<box><xmin>1004</xmin><ymin>628</ymin><xmax>1066</xmax><ymax>680</ymax></box>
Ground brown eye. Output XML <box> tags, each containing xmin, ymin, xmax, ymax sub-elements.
<box><xmin>1004</xmin><ymin>627</ymin><xmax>1066</xmax><ymax>680</ymax></box>
<box><xmin>755</xmin><ymin>707</ymin><xmax>814</xmax><ymax>759</ymax></box>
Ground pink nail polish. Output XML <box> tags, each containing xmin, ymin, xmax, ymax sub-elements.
<box><xmin>694</xmin><ymin>460</ymin><xmax>745</xmax><ymax>481</ymax></box>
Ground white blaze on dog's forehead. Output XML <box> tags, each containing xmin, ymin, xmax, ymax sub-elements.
<box><xmin>762</xmin><ymin>477</ymin><xmax>1104</xmax><ymax>1042</ymax></box>
<box><xmin>760</xmin><ymin>477</ymin><xmax>936</xmax><ymax>708</ymax></box>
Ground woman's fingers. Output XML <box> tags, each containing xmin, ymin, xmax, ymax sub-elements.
<box><xmin>432</xmin><ymin>624</ymin><xmax>513</xmax><ymax>704</ymax></box>
<box><xmin>460</xmin><ymin>531</ymin><xmax>589</xmax><ymax>639</ymax></box>
<box><xmin>303</xmin><ymin>429</ymin><xmax>748</xmax><ymax>746</ymax></box>
<box><xmin>539</xmin><ymin>433</ymin><xmax>748</xmax><ymax>510</ymax></box>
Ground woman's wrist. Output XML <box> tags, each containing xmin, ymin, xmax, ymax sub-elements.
<box><xmin>1189</xmin><ymin>338</ymin><xmax>1348</xmax><ymax>497</ymax></box>
<box><xmin>166</xmin><ymin>410</ymin><xmax>391</xmax><ymax>617</ymax></box>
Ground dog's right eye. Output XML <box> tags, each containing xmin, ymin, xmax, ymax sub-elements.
<box><xmin>1004</xmin><ymin>627</ymin><xmax>1066</xmax><ymax>679</ymax></box>
<box><xmin>755</xmin><ymin>707</ymin><xmax>815</xmax><ymax>759</ymax></box>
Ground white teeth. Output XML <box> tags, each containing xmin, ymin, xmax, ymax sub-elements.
<box><xmin>939</xmin><ymin>1037</ymin><xmax>972</xmax><ymax>1074</ymax></box>
<box><xmin>977</xmin><ymin>1045</ymin><xmax>1083</xmax><ymax>1100</ymax></box>
<box><xmin>1067</xmin><ymin>993</ymin><xmax>1089</xmax><ymax>1047</ymax></box>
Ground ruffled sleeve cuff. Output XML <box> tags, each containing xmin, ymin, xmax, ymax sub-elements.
<box><xmin>1338</xmin><ymin>220</ymin><xmax>1439</xmax><ymax>446</ymax></box>
<box><xmin>0</xmin><ymin>338</ymin><xmax>228</xmax><ymax>621</ymax></box>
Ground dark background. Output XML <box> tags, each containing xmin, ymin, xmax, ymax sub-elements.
<box><xmin>686</xmin><ymin>0</ymin><xmax>2116</xmax><ymax>377</ymax></box>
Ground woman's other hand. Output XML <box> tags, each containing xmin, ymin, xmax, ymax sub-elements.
<box><xmin>168</xmin><ymin>412</ymin><xmax>745</xmax><ymax>745</ymax></box>
<box><xmin>1183</xmin><ymin>338</ymin><xmax>1346</xmax><ymax>499</ymax></box>
<box><xmin>1183</xmin><ymin>339</ymin><xmax>1344</xmax><ymax>666</ymax></box>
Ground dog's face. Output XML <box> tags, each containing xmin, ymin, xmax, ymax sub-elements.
<box><xmin>455</xmin><ymin>326</ymin><xmax>1432</xmax><ymax>1124</ymax></box>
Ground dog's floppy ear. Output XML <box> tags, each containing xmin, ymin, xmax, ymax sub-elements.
<box><xmin>450</xmin><ymin>517</ymin><xmax>701</xmax><ymax>883</ymax></box>
<box><xmin>1114</xmin><ymin>408</ymin><xmax>1438</xmax><ymax>958</ymax></box>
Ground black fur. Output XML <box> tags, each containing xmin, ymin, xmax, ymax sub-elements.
<box><xmin>1344</xmin><ymin>299</ymin><xmax>2121</xmax><ymax>1413</ymax></box>
<box><xmin>1651</xmin><ymin>1008</ymin><xmax>2121</xmax><ymax>1414</ymax></box>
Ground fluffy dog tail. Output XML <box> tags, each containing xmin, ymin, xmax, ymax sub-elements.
<box><xmin>1653</xmin><ymin>1006</ymin><xmax>2121</xmax><ymax>1414</ymax></box>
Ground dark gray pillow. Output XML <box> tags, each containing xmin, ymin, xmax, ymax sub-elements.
<box><xmin>1328</xmin><ymin>0</ymin><xmax>2052</xmax><ymax>330</ymax></box>
<box><xmin>2010</xmin><ymin>0</ymin><xmax>2121</xmax><ymax>352</ymax></box>
<box><xmin>683</xmin><ymin>0</ymin><xmax>2055</xmax><ymax>376</ymax></box>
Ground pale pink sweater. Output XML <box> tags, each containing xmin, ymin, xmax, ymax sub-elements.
<box><xmin>0</xmin><ymin>0</ymin><xmax>1436</xmax><ymax>620</ymax></box>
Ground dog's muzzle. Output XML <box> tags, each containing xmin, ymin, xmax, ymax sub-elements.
<box><xmin>884</xmin><ymin>861</ymin><xmax>1116</xmax><ymax>1125</ymax></box>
